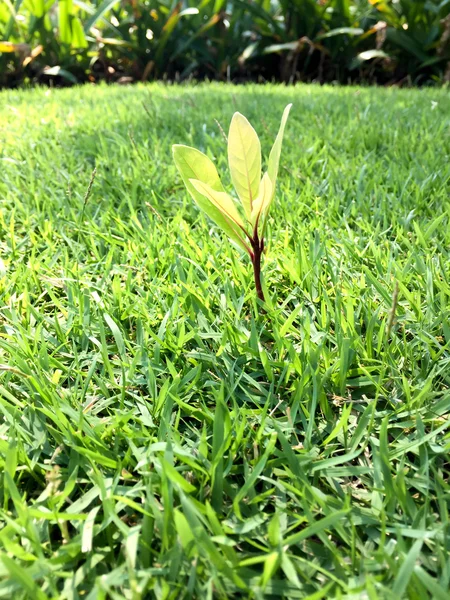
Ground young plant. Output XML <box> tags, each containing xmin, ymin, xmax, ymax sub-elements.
<box><xmin>172</xmin><ymin>104</ymin><xmax>292</xmax><ymax>304</ymax></box>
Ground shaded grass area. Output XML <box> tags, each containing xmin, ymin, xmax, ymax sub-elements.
<box><xmin>0</xmin><ymin>83</ymin><xmax>449</xmax><ymax>599</ymax></box>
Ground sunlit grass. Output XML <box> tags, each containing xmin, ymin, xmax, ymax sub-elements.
<box><xmin>0</xmin><ymin>83</ymin><xmax>449</xmax><ymax>599</ymax></box>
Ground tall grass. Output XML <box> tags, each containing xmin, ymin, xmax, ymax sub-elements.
<box><xmin>1</xmin><ymin>0</ymin><xmax>449</xmax><ymax>88</ymax></box>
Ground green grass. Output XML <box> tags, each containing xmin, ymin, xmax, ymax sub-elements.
<box><xmin>0</xmin><ymin>82</ymin><xmax>449</xmax><ymax>599</ymax></box>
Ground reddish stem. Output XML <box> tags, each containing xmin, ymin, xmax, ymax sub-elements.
<box><xmin>251</xmin><ymin>235</ymin><xmax>265</xmax><ymax>303</ymax></box>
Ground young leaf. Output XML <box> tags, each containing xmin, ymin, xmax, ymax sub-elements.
<box><xmin>190</xmin><ymin>179</ymin><xmax>246</xmax><ymax>232</ymax></box>
<box><xmin>267</xmin><ymin>104</ymin><xmax>292</xmax><ymax>200</ymax></box>
<box><xmin>228</xmin><ymin>112</ymin><xmax>261</xmax><ymax>220</ymax></box>
<box><xmin>173</xmin><ymin>144</ymin><xmax>251</xmax><ymax>254</ymax></box>
<box><xmin>172</xmin><ymin>103</ymin><xmax>292</xmax><ymax>305</ymax></box>
<box><xmin>251</xmin><ymin>172</ymin><xmax>273</xmax><ymax>228</ymax></box>
<box><xmin>173</xmin><ymin>144</ymin><xmax>225</xmax><ymax>199</ymax></box>
<box><xmin>189</xmin><ymin>179</ymin><xmax>251</xmax><ymax>254</ymax></box>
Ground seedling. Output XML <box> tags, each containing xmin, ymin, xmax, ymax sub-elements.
<box><xmin>173</xmin><ymin>104</ymin><xmax>292</xmax><ymax>304</ymax></box>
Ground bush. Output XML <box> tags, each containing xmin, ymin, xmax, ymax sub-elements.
<box><xmin>1</xmin><ymin>0</ymin><xmax>449</xmax><ymax>88</ymax></box>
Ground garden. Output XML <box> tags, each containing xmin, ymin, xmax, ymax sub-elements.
<box><xmin>1</xmin><ymin>2</ymin><xmax>450</xmax><ymax>600</ymax></box>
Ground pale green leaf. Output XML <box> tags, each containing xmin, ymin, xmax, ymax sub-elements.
<box><xmin>228</xmin><ymin>112</ymin><xmax>261</xmax><ymax>219</ymax></box>
<box><xmin>267</xmin><ymin>103</ymin><xmax>292</xmax><ymax>200</ymax></box>
<box><xmin>172</xmin><ymin>144</ymin><xmax>224</xmax><ymax>198</ymax></box>
<box><xmin>173</xmin><ymin>144</ymin><xmax>251</xmax><ymax>254</ymax></box>
<box><xmin>251</xmin><ymin>172</ymin><xmax>273</xmax><ymax>228</ymax></box>
<box><xmin>190</xmin><ymin>179</ymin><xmax>245</xmax><ymax>230</ymax></box>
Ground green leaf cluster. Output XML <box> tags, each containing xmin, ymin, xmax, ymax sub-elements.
<box><xmin>173</xmin><ymin>105</ymin><xmax>292</xmax><ymax>257</ymax></box>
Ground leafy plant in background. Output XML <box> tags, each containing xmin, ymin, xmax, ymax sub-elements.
<box><xmin>1</xmin><ymin>1</ymin><xmax>449</xmax><ymax>87</ymax></box>
<box><xmin>364</xmin><ymin>0</ymin><xmax>450</xmax><ymax>84</ymax></box>
<box><xmin>173</xmin><ymin>104</ymin><xmax>292</xmax><ymax>305</ymax></box>
<box><xmin>254</xmin><ymin>0</ymin><xmax>450</xmax><ymax>84</ymax></box>
<box><xmin>254</xmin><ymin>0</ymin><xmax>366</xmax><ymax>82</ymax></box>
<box><xmin>0</xmin><ymin>0</ymin><xmax>90</xmax><ymax>86</ymax></box>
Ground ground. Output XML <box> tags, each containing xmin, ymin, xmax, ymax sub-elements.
<box><xmin>0</xmin><ymin>83</ymin><xmax>449</xmax><ymax>599</ymax></box>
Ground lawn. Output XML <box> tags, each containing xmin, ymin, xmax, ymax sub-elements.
<box><xmin>0</xmin><ymin>83</ymin><xmax>449</xmax><ymax>599</ymax></box>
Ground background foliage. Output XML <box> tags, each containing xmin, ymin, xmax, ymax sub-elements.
<box><xmin>1</xmin><ymin>0</ymin><xmax>450</xmax><ymax>88</ymax></box>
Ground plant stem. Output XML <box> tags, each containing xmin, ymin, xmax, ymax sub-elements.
<box><xmin>251</xmin><ymin>236</ymin><xmax>265</xmax><ymax>303</ymax></box>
